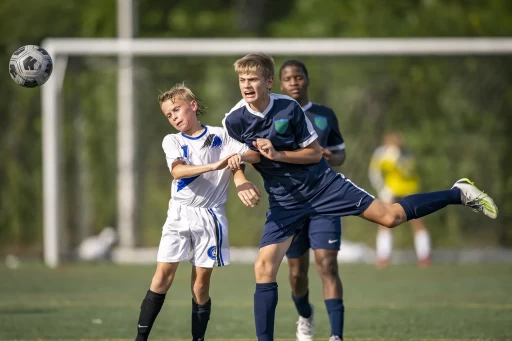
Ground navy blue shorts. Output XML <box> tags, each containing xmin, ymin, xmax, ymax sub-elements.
<box><xmin>286</xmin><ymin>215</ymin><xmax>342</xmax><ymax>258</ymax></box>
<box><xmin>260</xmin><ymin>174</ymin><xmax>374</xmax><ymax>248</ymax></box>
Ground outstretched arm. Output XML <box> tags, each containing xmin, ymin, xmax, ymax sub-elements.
<box><xmin>228</xmin><ymin>149</ymin><xmax>261</xmax><ymax>170</ymax></box>
<box><xmin>171</xmin><ymin>153</ymin><xmax>236</xmax><ymax>179</ymax></box>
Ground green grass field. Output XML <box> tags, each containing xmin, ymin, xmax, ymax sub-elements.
<box><xmin>0</xmin><ymin>261</ymin><xmax>511</xmax><ymax>341</ymax></box>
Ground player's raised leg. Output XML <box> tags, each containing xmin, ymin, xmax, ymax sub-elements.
<box><xmin>190</xmin><ymin>266</ymin><xmax>213</xmax><ymax>341</ymax></box>
<box><xmin>314</xmin><ymin>249</ymin><xmax>344</xmax><ymax>341</ymax></box>
<box><xmin>361</xmin><ymin>178</ymin><xmax>498</xmax><ymax>228</ymax></box>
<box><xmin>254</xmin><ymin>235</ymin><xmax>296</xmax><ymax>341</ymax></box>
<box><xmin>135</xmin><ymin>262</ymin><xmax>179</xmax><ymax>341</ymax></box>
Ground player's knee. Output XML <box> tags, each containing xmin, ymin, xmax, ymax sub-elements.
<box><xmin>289</xmin><ymin>266</ymin><xmax>307</xmax><ymax>281</ymax></box>
<box><xmin>316</xmin><ymin>255</ymin><xmax>339</xmax><ymax>280</ymax></box>
<box><xmin>380</xmin><ymin>210</ymin><xmax>402</xmax><ymax>228</ymax></box>
<box><xmin>254</xmin><ymin>258</ymin><xmax>277</xmax><ymax>281</ymax></box>
<box><xmin>380</xmin><ymin>216</ymin><xmax>397</xmax><ymax>228</ymax></box>
<box><xmin>289</xmin><ymin>265</ymin><xmax>308</xmax><ymax>291</ymax></box>
<box><xmin>191</xmin><ymin>280</ymin><xmax>210</xmax><ymax>300</ymax></box>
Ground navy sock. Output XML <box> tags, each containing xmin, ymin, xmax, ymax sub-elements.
<box><xmin>325</xmin><ymin>298</ymin><xmax>344</xmax><ymax>338</ymax></box>
<box><xmin>254</xmin><ymin>282</ymin><xmax>278</xmax><ymax>341</ymax></box>
<box><xmin>192</xmin><ymin>298</ymin><xmax>211</xmax><ymax>341</ymax></box>
<box><xmin>135</xmin><ymin>290</ymin><xmax>166</xmax><ymax>341</ymax></box>
<box><xmin>292</xmin><ymin>290</ymin><xmax>312</xmax><ymax>318</ymax></box>
<box><xmin>398</xmin><ymin>188</ymin><xmax>461</xmax><ymax>221</ymax></box>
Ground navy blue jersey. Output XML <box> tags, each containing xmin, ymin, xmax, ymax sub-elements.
<box><xmin>302</xmin><ymin>102</ymin><xmax>345</xmax><ymax>151</ymax></box>
<box><xmin>223</xmin><ymin>94</ymin><xmax>338</xmax><ymax>209</ymax></box>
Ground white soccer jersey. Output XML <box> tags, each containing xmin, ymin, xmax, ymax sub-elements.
<box><xmin>162</xmin><ymin>125</ymin><xmax>249</xmax><ymax>207</ymax></box>
<box><xmin>158</xmin><ymin>125</ymin><xmax>249</xmax><ymax>267</ymax></box>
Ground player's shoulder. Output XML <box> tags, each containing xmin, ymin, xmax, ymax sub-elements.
<box><xmin>162</xmin><ymin>133</ymin><xmax>182</xmax><ymax>149</ymax></box>
<box><xmin>271</xmin><ymin>93</ymin><xmax>298</xmax><ymax>103</ymax></box>
<box><xmin>310</xmin><ymin>102</ymin><xmax>337</xmax><ymax>117</ymax></box>
<box><xmin>374</xmin><ymin>145</ymin><xmax>400</xmax><ymax>159</ymax></box>
<box><xmin>271</xmin><ymin>93</ymin><xmax>302</xmax><ymax>108</ymax></box>
<box><xmin>225</xmin><ymin>98</ymin><xmax>246</xmax><ymax>117</ymax></box>
<box><xmin>162</xmin><ymin>132</ymin><xmax>180</xmax><ymax>143</ymax></box>
<box><xmin>271</xmin><ymin>93</ymin><xmax>303</xmax><ymax>117</ymax></box>
<box><xmin>206</xmin><ymin>125</ymin><xmax>225</xmax><ymax>135</ymax></box>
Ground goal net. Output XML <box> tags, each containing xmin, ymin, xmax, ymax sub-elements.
<box><xmin>41</xmin><ymin>38</ymin><xmax>512</xmax><ymax>267</ymax></box>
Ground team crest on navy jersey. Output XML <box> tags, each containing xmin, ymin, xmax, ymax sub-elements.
<box><xmin>314</xmin><ymin>116</ymin><xmax>328</xmax><ymax>131</ymax></box>
<box><xmin>274</xmin><ymin>119</ymin><xmax>289</xmax><ymax>134</ymax></box>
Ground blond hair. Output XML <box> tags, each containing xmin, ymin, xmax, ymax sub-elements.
<box><xmin>234</xmin><ymin>53</ymin><xmax>275</xmax><ymax>79</ymax></box>
<box><xmin>158</xmin><ymin>83</ymin><xmax>207</xmax><ymax>116</ymax></box>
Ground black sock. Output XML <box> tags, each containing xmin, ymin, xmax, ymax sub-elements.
<box><xmin>192</xmin><ymin>298</ymin><xmax>211</xmax><ymax>341</ymax></box>
<box><xmin>325</xmin><ymin>298</ymin><xmax>344</xmax><ymax>338</ymax></box>
<box><xmin>135</xmin><ymin>290</ymin><xmax>166</xmax><ymax>341</ymax></box>
<box><xmin>292</xmin><ymin>290</ymin><xmax>312</xmax><ymax>318</ymax></box>
<box><xmin>398</xmin><ymin>188</ymin><xmax>461</xmax><ymax>220</ymax></box>
<box><xmin>254</xmin><ymin>282</ymin><xmax>278</xmax><ymax>341</ymax></box>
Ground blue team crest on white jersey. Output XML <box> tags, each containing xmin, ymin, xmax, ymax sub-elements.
<box><xmin>207</xmin><ymin>246</ymin><xmax>217</xmax><ymax>260</ymax></box>
<box><xmin>211</xmin><ymin>135</ymin><xmax>222</xmax><ymax>148</ymax></box>
<box><xmin>201</xmin><ymin>134</ymin><xmax>223</xmax><ymax>149</ymax></box>
<box><xmin>314</xmin><ymin>116</ymin><xmax>328</xmax><ymax>131</ymax></box>
<box><xmin>274</xmin><ymin>119</ymin><xmax>289</xmax><ymax>134</ymax></box>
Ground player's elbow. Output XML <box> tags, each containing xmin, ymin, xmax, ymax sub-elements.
<box><xmin>171</xmin><ymin>173</ymin><xmax>182</xmax><ymax>180</ymax></box>
<box><xmin>171</xmin><ymin>161</ymin><xmax>185</xmax><ymax>179</ymax></box>
<box><xmin>171</xmin><ymin>169</ymin><xmax>184</xmax><ymax>179</ymax></box>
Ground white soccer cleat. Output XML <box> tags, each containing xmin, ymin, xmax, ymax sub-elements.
<box><xmin>296</xmin><ymin>305</ymin><xmax>314</xmax><ymax>341</ymax></box>
<box><xmin>329</xmin><ymin>336</ymin><xmax>343</xmax><ymax>341</ymax></box>
<box><xmin>452</xmin><ymin>178</ymin><xmax>498</xmax><ymax>219</ymax></box>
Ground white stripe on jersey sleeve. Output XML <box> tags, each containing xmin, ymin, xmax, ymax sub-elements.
<box><xmin>299</xmin><ymin>113</ymin><xmax>319</xmax><ymax>148</ymax></box>
<box><xmin>326</xmin><ymin>143</ymin><xmax>346</xmax><ymax>151</ymax></box>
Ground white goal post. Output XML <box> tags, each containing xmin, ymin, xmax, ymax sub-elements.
<box><xmin>41</xmin><ymin>37</ymin><xmax>512</xmax><ymax>268</ymax></box>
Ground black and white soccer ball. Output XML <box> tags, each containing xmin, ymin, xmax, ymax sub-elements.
<box><xmin>9</xmin><ymin>45</ymin><xmax>53</xmax><ymax>88</ymax></box>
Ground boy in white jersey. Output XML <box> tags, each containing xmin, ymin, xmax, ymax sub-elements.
<box><xmin>134</xmin><ymin>84</ymin><xmax>261</xmax><ymax>341</ymax></box>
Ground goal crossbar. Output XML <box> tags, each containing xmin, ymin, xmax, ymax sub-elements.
<box><xmin>43</xmin><ymin>37</ymin><xmax>512</xmax><ymax>56</ymax></box>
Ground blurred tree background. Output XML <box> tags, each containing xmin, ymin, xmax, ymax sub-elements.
<box><xmin>1</xmin><ymin>0</ymin><xmax>512</xmax><ymax>255</ymax></box>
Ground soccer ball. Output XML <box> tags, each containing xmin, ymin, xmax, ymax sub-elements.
<box><xmin>9</xmin><ymin>45</ymin><xmax>53</xmax><ymax>88</ymax></box>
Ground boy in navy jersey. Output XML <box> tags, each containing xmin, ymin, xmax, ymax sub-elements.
<box><xmin>279</xmin><ymin>59</ymin><xmax>346</xmax><ymax>341</ymax></box>
<box><xmin>223</xmin><ymin>53</ymin><xmax>498</xmax><ymax>341</ymax></box>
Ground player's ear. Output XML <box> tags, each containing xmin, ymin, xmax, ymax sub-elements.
<box><xmin>267</xmin><ymin>76</ymin><xmax>274</xmax><ymax>91</ymax></box>
<box><xmin>190</xmin><ymin>99</ymin><xmax>198</xmax><ymax>112</ymax></box>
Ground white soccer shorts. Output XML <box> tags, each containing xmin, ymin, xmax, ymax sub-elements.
<box><xmin>157</xmin><ymin>203</ymin><xmax>230</xmax><ymax>267</ymax></box>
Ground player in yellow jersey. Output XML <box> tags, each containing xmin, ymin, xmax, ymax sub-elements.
<box><xmin>369</xmin><ymin>132</ymin><xmax>431</xmax><ymax>268</ymax></box>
